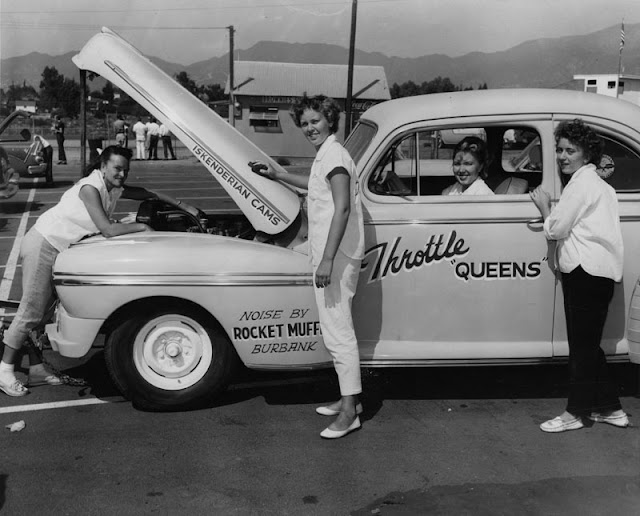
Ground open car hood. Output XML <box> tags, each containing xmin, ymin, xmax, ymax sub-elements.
<box><xmin>73</xmin><ymin>27</ymin><xmax>300</xmax><ymax>235</ymax></box>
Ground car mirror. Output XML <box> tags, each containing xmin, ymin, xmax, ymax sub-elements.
<box><xmin>20</xmin><ymin>128</ymin><xmax>31</xmax><ymax>141</ymax></box>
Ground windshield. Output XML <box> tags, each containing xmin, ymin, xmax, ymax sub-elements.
<box><xmin>344</xmin><ymin>121</ymin><xmax>377</xmax><ymax>166</ymax></box>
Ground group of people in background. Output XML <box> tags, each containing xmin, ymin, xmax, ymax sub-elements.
<box><xmin>131</xmin><ymin>115</ymin><xmax>176</xmax><ymax>161</ymax></box>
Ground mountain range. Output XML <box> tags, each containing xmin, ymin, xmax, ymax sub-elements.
<box><xmin>1</xmin><ymin>22</ymin><xmax>638</xmax><ymax>91</ymax></box>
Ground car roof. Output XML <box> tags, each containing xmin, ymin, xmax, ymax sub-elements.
<box><xmin>360</xmin><ymin>89</ymin><xmax>640</xmax><ymax>133</ymax></box>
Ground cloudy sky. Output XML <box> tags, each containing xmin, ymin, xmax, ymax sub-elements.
<box><xmin>1</xmin><ymin>0</ymin><xmax>638</xmax><ymax>64</ymax></box>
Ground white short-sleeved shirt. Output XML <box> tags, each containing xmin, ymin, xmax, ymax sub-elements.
<box><xmin>133</xmin><ymin>121</ymin><xmax>147</xmax><ymax>141</ymax></box>
<box><xmin>544</xmin><ymin>163</ymin><xmax>623</xmax><ymax>281</ymax></box>
<box><xmin>442</xmin><ymin>177</ymin><xmax>494</xmax><ymax>196</ymax></box>
<box><xmin>307</xmin><ymin>134</ymin><xmax>364</xmax><ymax>266</ymax></box>
<box><xmin>34</xmin><ymin>170</ymin><xmax>123</xmax><ymax>252</ymax></box>
<box><xmin>147</xmin><ymin>122</ymin><xmax>160</xmax><ymax>136</ymax></box>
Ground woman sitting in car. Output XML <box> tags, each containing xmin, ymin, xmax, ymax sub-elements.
<box><xmin>442</xmin><ymin>136</ymin><xmax>494</xmax><ymax>196</ymax></box>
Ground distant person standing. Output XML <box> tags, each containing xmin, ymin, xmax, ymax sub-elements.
<box><xmin>159</xmin><ymin>123</ymin><xmax>177</xmax><ymax>160</ymax></box>
<box><xmin>147</xmin><ymin>117</ymin><xmax>160</xmax><ymax>160</ymax></box>
<box><xmin>52</xmin><ymin>115</ymin><xmax>67</xmax><ymax>164</ymax></box>
<box><xmin>132</xmin><ymin>117</ymin><xmax>147</xmax><ymax>160</ymax></box>
<box><xmin>113</xmin><ymin>115</ymin><xmax>127</xmax><ymax>147</ymax></box>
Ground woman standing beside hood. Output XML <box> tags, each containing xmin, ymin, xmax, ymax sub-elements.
<box><xmin>251</xmin><ymin>94</ymin><xmax>365</xmax><ymax>439</ymax></box>
<box><xmin>0</xmin><ymin>146</ymin><xmax>199</xmax><ymax>396</ymax></box>
<box><xmin>530</xmin><ymin>119</ymin><xmax>628</xmax><ymax>432</ymax></box>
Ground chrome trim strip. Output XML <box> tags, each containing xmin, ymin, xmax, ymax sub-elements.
<box><xmin>365</xmin><ymin>217</ymin><xmax>541</xmax><ymax>225</ymax></box>
<box><xmin>359</xmin><ymin>355</ymin><xmax>629</xmax><ymax>366</ymax></box>
<box><xmin>54</xmin><ymin>271</ymin><xmax>312</xmax><ymax>278</ymax></box>
<box><xmin>55</xmin><ymin>277</ymin><xmax>312</xmax><ymax>287</ymax></box>
<box><xmin>105</xmin><ymin>60</ymin><xmax>291</xmax><ymax>225</ymax></box>
<box><xmin>245</xmin><ymin>361</ymin><xmax>334</xmax><ymax>371</ymax></box>
<box><xmin>244</xmin><ymin>355</ymin><xmax>629</xmax><ymax>370</ymax></box>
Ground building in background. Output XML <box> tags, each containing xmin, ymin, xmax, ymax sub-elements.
<box><xmin>15</xmin><ymin>99</ymin><xmax>36</xmax><ymax>113</ymax></box>
<box><xmin>224</xmin><ymin>61</ymin><xmax>390</xmax><ymax>158</ymax></box>
<box><xmin>573</xmin><ymin>74</ymin><xmax>640</xmax><ymax>106</ymax></box>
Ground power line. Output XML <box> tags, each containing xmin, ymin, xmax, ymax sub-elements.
<box><xmin>0</xmin><ymin>0</ymin><xmax>401</xmax><ymax>15</ymax></box>
<box><xmin>0</xmin><ymin>22</ymin><xmax>230</xmax><ymax>31</ymax></box>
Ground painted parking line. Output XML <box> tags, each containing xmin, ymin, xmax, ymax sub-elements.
<box><xmin>0</xmin><ymin>396</ymin><xmax>127</xmax><ymax>414</ymax></box>
<box><xmin>0</xmin><ymin>184</ymin><xmax>37</xmax><ymax>302</ymax></box>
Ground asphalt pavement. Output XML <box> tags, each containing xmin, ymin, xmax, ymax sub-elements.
<box><xmin>1</xmin><ymin>158</ymin><xmax>640</xmax><ymax>515</ymax></box>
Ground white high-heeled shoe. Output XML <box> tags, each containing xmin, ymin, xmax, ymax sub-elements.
<box><xmin>320</xmin><ymin>417</ymin><xmax>361</xmax><ymax>439</ymax></box>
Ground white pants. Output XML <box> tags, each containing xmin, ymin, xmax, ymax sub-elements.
<box><xmin>313</xmin><ymin>251</ymin><xmax>362</xmax><ymax>396</ymax></box>
<box><xmin>136</xmin><ymin>140</ymin><xmax>146</xmax><ymax>160</ymax></box>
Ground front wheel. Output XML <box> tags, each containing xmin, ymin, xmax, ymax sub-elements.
<box><xmin>104</xmin><ymin>308</ymin><xmax>238</xmax><ymax>411</ymax></box>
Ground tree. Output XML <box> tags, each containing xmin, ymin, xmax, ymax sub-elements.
<box><xmin>3</xmin><ymin>82</ymin><xmax>38</xmax><ymax>112</ymax></box>
<box><xmin>102</xmin><ymin>82</ymin><xmax>115</xmax><ymax>104</ymax></box>
<box><xmin>175</xmin><ymin>71</ymin><xmax>198</xmax><ymax>95</ymax></box>
<box><xmin>39</xmin><ymin>66</ymin><xmax>65</xmax><ymax>112</ymax></box>
<box><xmin>200</xmin><ymin>83</ymin><xmax>226</xmax><ymax>103</ymax></box>
<box><xmin>59</xmin><ymin>77</ymin><xmax>81</xmax><ymax>117</ymax></box>
<box><xmin>390</xmin><ymin>77</ymin><xmax>488</xmax><ymax>98</ymax></box>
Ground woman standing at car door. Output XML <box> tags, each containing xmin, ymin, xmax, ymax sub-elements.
<box><xmin>251</xmin><ymin>94</ymin><xmax>365</xmax><ymax>439</ymax></box>
<box><xmin>530</xmin><ymin>119</ymin><xmax>628</xmax><ymax>432</ymax></box>
<box><xmin>0</xmin><ymin>146</ymin><xmax>199</xmax><ymax>397</ymax></box>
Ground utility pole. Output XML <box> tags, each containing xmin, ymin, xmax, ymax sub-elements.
<box><xmin>344</xmin><ymin>0</ymin><xmax>358</xmax><ymax>138</ymax></box>
<box><xmin>228</xmin><ymin>25</ymin><xmax>235</xmax><ymax>127</ymax></box>
<box><xmin>80</xmin><ymin>69</ymin><xmax>87</xmax><ymax>175</ymax></box>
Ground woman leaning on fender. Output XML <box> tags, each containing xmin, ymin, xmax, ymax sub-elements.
<box><xmin>530</xmin><ymin>119</ymin><xmax>628</xmax><ymax>433</ymax></box>
<box><xmin>0</xmin><ymin>146</ymin><xmax>200</xmax><ymax>397</ymax></box>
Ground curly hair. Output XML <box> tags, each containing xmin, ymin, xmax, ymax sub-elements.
<box><xmin>452</xmin><ymin>136</ymin><xmax>491</xmax><ymax>179</ymax></box>
<box><xmin>290</xmin><ymin>93</ymin><xmax>341</xmax><ymax>134</ymax></box>
<box><xmin>554</xmin><ymin>119</ymin><xmax>604</xmax><ymax>165</ymax></box>
<box><xmin>85</xmin><ymin>145</ymin><xmax>132</xmax><ymax>176</ymax></box>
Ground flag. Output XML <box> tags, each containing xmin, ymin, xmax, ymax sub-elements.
<box><xmin>620</xmin><ymin>21</ymin><xmax>625</xmax><ymax>51</ymax></box>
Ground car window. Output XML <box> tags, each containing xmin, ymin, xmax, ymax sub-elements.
<box><xmin>596</xmin><ymin>135</ymin><xmax>640</xmax><ymax>193</ymax></box>
<box><xmin>344</xmin><ymin>121</ymin><xmax>377</xmax><ymax>166</ymax></box>
<box><xmin>368</xmin><ymin>126</ymin><xmax>542</xmax><ymax>197</ymax></box>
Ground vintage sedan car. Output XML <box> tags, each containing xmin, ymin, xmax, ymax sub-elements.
<box><xmin>0</xmin><ymin>110</ymin><xmax>53</xmax><ymax>185</ymax></box>
<box><xmin>46</xmin><ymin>28</ymin><xmax>640</xmax><ymax>410</ymax></box>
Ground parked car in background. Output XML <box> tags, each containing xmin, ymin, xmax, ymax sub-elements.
<box><xmin>0</xmin><ymin>110</ymin><xmax>53</xmax><ymax>185</ymax></box>
<box><xmin>45</xmin><ymin>28</ymin><xmax>640</xmax><ymax>411</ymax></box>
<box><xmin>0</xmin><ymin>145</ymin><xmax>19</xmax><ymax>199</ymax></box>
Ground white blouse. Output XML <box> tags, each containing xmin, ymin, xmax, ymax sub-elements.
<box><xmin>544</xmin><ymin>163</ymin><xmax>623</xmax><ymax>281</ymax></box>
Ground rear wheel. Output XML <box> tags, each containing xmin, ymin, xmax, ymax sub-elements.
<box><xmin>104</xmin><ymin>307</ymin><xmax>237</xmax><ymax>411</ymax></box>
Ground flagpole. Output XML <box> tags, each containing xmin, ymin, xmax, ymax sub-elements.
<box><xmin>617</xmin><ymin>19</ymin><xmax>624</xmax><ymax>98</ymax></box>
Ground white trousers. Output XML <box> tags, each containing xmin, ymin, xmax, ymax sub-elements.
<box><xmin>136</xmin><ymin>140</ymin><xmax>146</xmax><ymax>160</ymax></box>
<box><xmin>313</xmin><ymin>251</ymin><xmax>362</xmax><ymax>396</ymax></box>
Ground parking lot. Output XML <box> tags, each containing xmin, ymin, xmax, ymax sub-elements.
<box><xmin>2</xmin><ymin>157</ymin><xmax>640</xmax><ymax>515</ymax></box>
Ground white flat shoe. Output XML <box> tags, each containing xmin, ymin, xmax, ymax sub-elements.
<box><xmin>540</xmin><ymin>416</ymin><xmax>584</xmax><ymax>433</ymax></box>
<box><xmin>320</xmin><ymin>417</ymin><xmax>361</xmax><ymax>439</ymax></box>
<box><xmin>316</xmin><ymin>403</ymin><xmax>363</xmax><ymax>416</ymax></box>
<box><xmin>589</xmin><ymin>412</ymin><xmax>629</xmax><ymax>428</ymax></box>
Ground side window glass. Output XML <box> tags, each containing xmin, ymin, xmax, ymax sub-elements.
<box><xmin>368</xmin><ymin>126</ymin><xmax>543</xmax><ymax>197</ymax></box>
<box><xmin>417</xmin><ymin>129</ymin><xmax>468</xmax><ymax>195</ymax></box>
<box><xmin>494</xmin><ymin>128</ymin><xmax>542</xmax><ymax>194</ymax></box>
<box><xmin>597</xmin><ymin>136</ymin><xmax>640</xmax><ymax>192</ymax></box>
<box><xmin>368</xmin><ymin>133</ymin><xmax>417</xmax><ymax>196</ymax></box>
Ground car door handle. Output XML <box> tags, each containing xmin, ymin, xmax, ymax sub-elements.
<box><xmin>527</xmin><ymin>218</ymin><xmax>544</xmax><ymax>230</ymax></box>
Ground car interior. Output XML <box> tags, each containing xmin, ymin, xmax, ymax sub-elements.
<box><xmin>368</xmin><ymin>125</ymin><xmax>543</xmax><ymax>197</ymax></box>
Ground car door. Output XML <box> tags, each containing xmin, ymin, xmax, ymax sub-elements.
<box><xmin>353</xmin><ymin>117</ymin><xmax>557</xmax><ymax>364</ymax></box>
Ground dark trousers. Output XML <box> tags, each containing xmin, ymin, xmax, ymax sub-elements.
<box><xmin>162</xmin><ymin>135</ymin><xmax>176</xmax><ymax>159</ymax></box>
<box><xmin>55</xmin><ymin>133</ymin><xmax>66</xmax><ymax>162</ymax></box>
<box><xmin>562</xmin><ymin>266</ymin><xmax>621</xmax><ymax>415</ymax></box>
<box><xmin>148</xmin><ymin>135</ymin><xmax>159</xmax><ymax>159</ymax></box>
